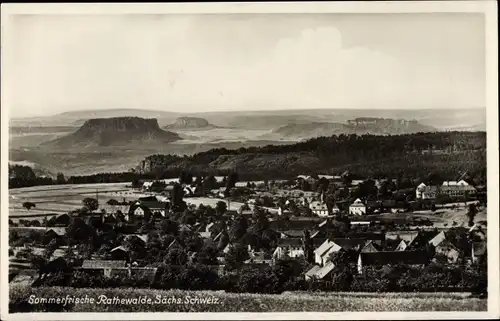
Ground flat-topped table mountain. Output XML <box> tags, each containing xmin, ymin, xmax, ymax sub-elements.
<box><xmin>41</xmin><ymin>117</ymin><xmax>181</xmax><ymax>148</ymax></box>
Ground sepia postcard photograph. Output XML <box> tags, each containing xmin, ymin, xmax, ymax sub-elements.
<box><xmin>1</xmin><ymin>1</ymin><xmax>498</xmax><ymax>320</ymax></box>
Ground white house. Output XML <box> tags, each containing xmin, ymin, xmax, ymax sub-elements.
<box><xmin>416</xmin><ymin>182</ymin><xmax>438</xmax><ymax>200</ymax></box>
<box><xmin>142</xmin><ymin>181</ymin><xmax>153</xmax><ymax>191</ymax></box>
<box><xmin>442</xmin><ymin>180</ymin><xmax>469</xmax><ymax>186</ymax></box>
<box><xmin>349</xmin><ymin>198</ymin><xmax>366</xmax><ymax>216</ymax></box>
<box><xmin>314</xmin><ymin>240</ymin><xmax>335</xmax><ymax>265</ymax></box>
<box><xmin>272</xmin><ymin>239</ymin><xmax>304</xmax><ymax>260</ymax></box>
<box><xmin>305</xmin><ymin>265</ymin><xmax>322</xmax><ymax>281</ymax></box>
<box><xmin>320</xmin><ymin>242</ymin><xmax>343</xmax><ymax>266</ymax></box>
<box><xmin>309</xmin><ymin>201</ymin><xmax>329</xmax><ymax>217</ymax></box>
<box><xmin>330</xmin><ymin>204</ymin><xmax>340</xmax><ymax>214</ymax></box>
<box><xmin>314</xmin><ymin>261</ymin><xmax>336</xmax><ymax>279</ymax></box>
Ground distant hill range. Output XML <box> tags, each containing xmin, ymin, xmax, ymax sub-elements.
<box><xmin>164</xmin><ymin>117</ymin><xmax>218</xmax><ymax>131</ymax></box>
<box><xmin>41</xmin><ymin>117</ymin><xmax>181</xmax><ymax>148</ymax></box>
<box><xmin>135</xmin><ymin>131</ymin><xmax>486</xmax><ymax>181</ymax></box>
<box><xmin>265</xmin><ymin>117</ymin><xmax>436</xmax><ymax>140</ymax></box>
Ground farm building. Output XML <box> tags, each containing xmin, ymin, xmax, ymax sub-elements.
<box><xmin>80</xmin><ymin>259</ymin><xmax>127</xmax><ymax>277</ymax></box>
<box><xmin>357</xmin><ymin>251</ymin><xmax>431</xmax><ymax>274</ymax></box>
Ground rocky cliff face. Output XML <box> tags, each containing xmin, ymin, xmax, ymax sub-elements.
<box><xmin>42</xmin><ymin>117</ymin><xmax>181</xmax><ymax>148</ymax></box>
<box><xmin>346</xmin><ymin>117</ymin><xmax>435</xmax><ymax>133</ymax></box>
<box><xmin>164</xmin><ymin>117</ymin><xmax>216</xmax><ymax>130</ymax></box>
<box><xmin>269</xmin><ymin>117</ymin><xmax>436</xmax><ymax>140</ymax></box>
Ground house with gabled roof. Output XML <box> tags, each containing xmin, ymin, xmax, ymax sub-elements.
<box><xmin>309</xmin><ymin>201</ymin><xmax>329</xmax><ymax>217</ymax></box>
<box><xmin>386</xmin><ymin>231</ymin><xmax>420</xmax><ymax>244</ymax></box>
<box><xmin>273</xmin><ymin>238</ymin><xmax>304</xmax><ymax>260</ymax></box>
<box><xmin>280</xmin><ymin>230</ymin><xmax>307</xmax><ymax>238</ymax></box>
<box><xmin>179</xmin><ymin>224</ymin><xmax>192</xmax><ymax>233</ymax></box>
<box><xmin>245</xmin><ymin>251</ymin><xmax>273</xmax><ymax>265</ymax></box>
<box><xmin>332</xmin><ymin>238</ymin><xmax>368</xmax><ymax>251</ymax></box>
<box><xmin>320</xmin><ymin>243</ymin><xmax>343</xmax><ymax>266</ymax></box>
<box><xmin>167</xmin><ymin>239</ymin><xmax>183</xmax><ymax>251</ymax></box>
<box><xmin>43</xmin><ymin>227</ymin><xmax>66</xmax><ymax>244</ymax></box>
<box><xmin>361</xmin><ymin>240</ymin><xmax>380</xmax><ymax>253</ymax></box>
<box><xmin>357</xmin><ymin>251</ymin><xmax>431</xmax><ymax>274</ymax></box>
<box><xmin>124</xmin><ymin>234</ymin><xmax>149</xmax><ymax>246</ymax></box>
<box><xmin>305</xmin><ymin>265</ymin><xmax>322</xmax><ymax>281</ymax></box>
<box><xmin>80</xmin><ymin>259</ymin><xmax>127</xmax><ymax>277</ymax></box>
<box><xmin>314</xmin><ymin>261</ymin><xmax>336</xmax><ymax>279</ymax></box>
<box><xmin>416</xmin><ymin>183</ymin><xmax>438</xmax><ymax>200</ymax></box>
<box><xmin>314</xmin><ymin>239</ymin><xmax>336</xmax><ymax>265</ymax></box>
<box><xmin>349</xmin><ymin>198</ymin><xmax>366</xmax><ymax>216</ymax></box>
<box><xmin>428</xmin><ymin>231</ymin><xmax>447</xmax><ymax>247</ymax></box>
<box><xmin>428</xmin><ymin>231</ymin><xmax>462</xmax><ymax>263</ymax></box>
<box><xmin>394</xmin><ymin>240</ymin><xmax>408</xmax><ymax>252</ymax></box>
<box><xmin>110</xmin><ymin>246</ymin><xmax>129</xmax><ymax>261</ymax></box>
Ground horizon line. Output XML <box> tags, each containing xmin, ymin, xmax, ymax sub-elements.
<box><xmin>10</xmin><ymin>106</ymin><xmax>487</xmax><ymax>120</ymax></box>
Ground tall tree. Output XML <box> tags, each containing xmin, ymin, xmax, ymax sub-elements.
<box><xmin>22</xmin><ymin>202</ymin><xmax>36</xmax><ymax>211</ymax></box>
<box><xmin>179</xmin><ymin>171</ymin><xmax>194</xmax><ymax>185</ymax></box>
<box><xmin>56</xmin><ymin>172</ymin><xmax>66</xmax><ymax>184</ymax></box>
<box><xmin>82</xmin><ymin>198</ymin><xmax>99</xmax><ymax>212</ymax></box>
<box><xmin>215</xmin><ymin>201</ymin><xmax>228</xmax><ymax>216</ymax></box>
<box><xmin>224</xmin><ymin>243</ymin><xmax>250</xmax><ymax>271</ymax></box>
<box><xmin>467</xmin><ymin>203</ymin><xmax>478</xmax><ymax>227</ymax></box>
<box><xmin>170</xmin><ymin>183</ymin><xmax>186</xmax><ymax>212</ymax></box>
<box><xmin>225</xmin><ymin>172</ymin><xmax>239</xmax><ymax>196</ymax></box>
<box><xmin>229</xmin><ymin>216</ymin><xmax>248</xmax><ymax>242</ymax></box>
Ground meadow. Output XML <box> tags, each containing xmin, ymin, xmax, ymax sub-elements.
<box><xmin>9</xmin><ymin>285</ymin><xmax>487</xmax><ymax>312</ymax></box>
<box><xmin>9</xmin><ymin>183</ymin><xmax>134</xmax><ymax>218</ymax></box>
<box><xmin>8</xmin><ymin>183</ymin><xmax>259</xmax><ymax>219</ymax></box>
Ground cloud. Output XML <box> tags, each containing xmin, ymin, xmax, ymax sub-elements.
<box><xmin>8</xmin><ymin>17</ymin><xmax>484</xmax><ymax>116</ymax></box>
<box><xmin>233</xmin><ymin>26</ymin><xmax>403</xmax><ymax>108</ymax></box>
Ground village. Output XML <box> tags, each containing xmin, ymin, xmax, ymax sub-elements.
<box><xmin>9</xmin><ymin>171</ymin><xmax>488</xmax><ymax>293</ymax></box>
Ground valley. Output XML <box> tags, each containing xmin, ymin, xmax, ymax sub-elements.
<box><xmin>8</xmin><ymin>108</ymin><xmax>486</xmax><ymax>176</ymax></box>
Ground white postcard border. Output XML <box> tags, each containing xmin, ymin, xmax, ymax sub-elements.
<box><xmin>1</xmin><ymin>1</ymin><xmax>498</xmax><ymax>320</ymax></box>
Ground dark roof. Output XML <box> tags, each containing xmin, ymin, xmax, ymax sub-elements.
<box><xmin>312</xmin><ymin>238</ymin><xmax>327</xmax><ymax>246</ymax></box>
<box><xmin>332</xmin><ymin>238</ymin><xmax>368</xmax><ymax>250</ymax></box>
<box><xmin>277</xmin><ymin>238</ymin><xmax>303</xmax><ymax>247</ymax></box>
<box><xmin>381</xmin><ymin>200</ymin><xmax>396</xmax><ymax>207</ymax></box>
<box><xmin>45</xmin><ymin>227</ymin><xmax>66</xmax><ymax>236</ymax></box>
<box><xmin>269</xmin><ymin>220</ymin><xmax>317</xmax><ymax>231</ymax></box>
<box><xmin>281</xmin><ymin>230</ymin><xmax>306</xmax><ymax>238</ymax></box>
<box><xmin>81</xmin><ymin>260</ymin><xmax>127</xmax><ymax>269</ymax></box>
<box><xmin>138</xmin><ymin>196</ymin><xmax>158</xmax><ymax>202</ymax></box>
<box><xmin>359</xmin><ymin>251</ymin><xmax>431</xmax><ymax>266</ymax></box>
<box><xmin>345</xmin><ymin>232</ymin><xmax>385</xmax><ymax>241</ymax></box>
<box><xmin>139</xmin><ymin>201</ymin><xmax>168</xmax><ymax>210</ymax></box>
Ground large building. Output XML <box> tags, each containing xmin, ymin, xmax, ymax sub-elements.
<box><xmin>416</xmin><ymin>181</ymin><xmax>476</xmax><ymax>200</ymax></box>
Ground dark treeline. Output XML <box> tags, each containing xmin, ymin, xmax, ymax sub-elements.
<box><xmin>138</xmin><ymin>131</ymin><xmax>487</xmax><ymax>182</ymax></box>
<box><xmin>9</xmin><ymin>132</ymin><xmax>487</xmax><ymax>188</ymax></box>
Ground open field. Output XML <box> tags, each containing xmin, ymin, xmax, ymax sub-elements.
<box><xmin>9</xmin><ymin>285</ymin><xmax>487</xmax><ymax>312</ymax></box>
<box><xmin>174</xmin><ymin>128</ymin><xmax>278</xmax><ymax>144</ymax></box>
<box><xmin>9</xmin><ymin>183</ymin><xmax>137</xmax><ymax>218</ymax></box>
<box><xmin>9</xmin><ymin>183</ymin><xmax>486</xmax><ymax>227</ymax></box>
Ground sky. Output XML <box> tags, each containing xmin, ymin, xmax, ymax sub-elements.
<box><xmin>6</xmin><ymin>13</ymin><xmax>486</xmax><ymax>118</ymax></box>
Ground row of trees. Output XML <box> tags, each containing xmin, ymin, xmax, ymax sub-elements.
<box><xmin>33</xmin><ymin>256</ymin><xmax>487</xmax><ymax>295</ymax></box>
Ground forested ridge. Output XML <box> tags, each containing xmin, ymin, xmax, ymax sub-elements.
<box><xmin>9</xmin><ymin>131</ymin><xmax>487</xmax><ymax>187</ymax></box>
<box><xmin>136</xmin><ymin>131</ymin><xmax>486</xmax><ymax>181</ymax></box>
